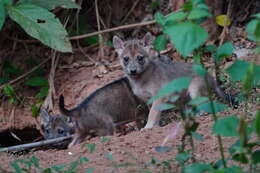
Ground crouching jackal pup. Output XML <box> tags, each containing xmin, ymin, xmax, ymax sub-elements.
<box><xmin>59</xmin><ymin>77</ymin><xmax>148</xmax><ymax>148</ymax></box>
<box><xmin>113</xmin><ymin>33</ymin><xmax>236</xmax><ymax>129</ymax></box>
<box><xmin>40</xmin><ymin>109</ymin><xmax>75</xmax><ymax>148</ymax></box>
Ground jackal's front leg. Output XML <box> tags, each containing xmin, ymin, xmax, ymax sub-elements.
<box><xmin>143</xmin><ymin>98</ymin><xmax>163</xmax><ymax>129</ymax></box>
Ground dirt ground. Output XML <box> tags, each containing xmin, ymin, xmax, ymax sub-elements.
<box><xmin>0</xmin><ymin>48</ymin><xmax>258</xmax><ymax>173</ymax></box>
<box><xmin>0</xmin><ymin>24</ymin><xmax>259</xmax><ymax>172</ymax></box>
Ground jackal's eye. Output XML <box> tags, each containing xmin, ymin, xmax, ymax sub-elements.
<box><xmin>45</xmin><ymin>129</ymin><xmax>50</xmax><ymax>134</ymax></box>
<box><xmin>58</xmin><ymin>128</ymin><xmax>65</xmax><ymax>135</ymax></box>
<box><xmin>123</xmin><ymin>56</ymin><xmax>129</xmax><ymax>65</ymax></box>
<box><xmin>137</xmin><ymin>55</ymin><xmax>145</xmax><ymax>65</ymax></box>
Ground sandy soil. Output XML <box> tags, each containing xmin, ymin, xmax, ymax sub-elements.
<box><xmin>0</xmin><ymin>41</ymin><xmax>259</xmax><ymax>173</ymax></box>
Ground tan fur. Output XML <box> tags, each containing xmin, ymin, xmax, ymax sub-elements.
<box><xmin>113</xmin><ymin>33</ymin><xmax>235</xmax><ymax>129</ymax></box>
<box><xmin>59</xmin><ymin>77</ymin><xmax>148</xmax><ymax>147</ymax></box>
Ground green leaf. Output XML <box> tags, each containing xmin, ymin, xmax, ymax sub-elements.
<box><xmin>204</xmin><ymin>44</ymin><xmax>217</xmax><ymax>53</ymax></box>
<box><xmin>153</xmin><ymin>34</ymin><xmax>167</xmax><ymax>51</ymax></box>
<box><xmin>84</xmin><ymin>35</ymin><xmax>98</xmax><ymax>45</ymax></box>
<box><xmin>85</xmin><ymin>168</ymin><xmax>96</xmax><ymax>173</ymax></box>
<box><xmin>86</xmin><ymin>143</ymin><xmax>96</xmax><ymax>154</ymax></box>
<box><xmin>26</xmin><ymin>77</ymin><xmax>48</xmax><ymax>87</ymax></box>
<box><xmin>252</xmin><ymin>150</ymin><xmax>260</xmax><ymax>164</ymax></box>
<box><xmin>155</xmin><ymin>103</ymin><xmax>175</xmax><ymax>111</ymax></box>
<box><xmin>197</xmin><ymin>101</ymin><xmax>227</xmax><ymax>114</ymax></box>
<box><xmin>254</xmin><ymin>13</ymin><xmax>260</xmax><ymax>19</ymax></box>
<box><xmin>165</xmin><ymin>11</ymin><xmax>187</xmax><ymax>25</ymax></box>
<box><xmin>188</xmin><ymin>97</ymin><xmax>209</xmax><ymax>106</ymax></box>
<box><xmin>255</xmin><ymin>21</ymin><xmax>260</xmax><ymax>43</ymax></box>
<box><xmin>188</xmin><ymin>9</ymin><xmax>211</xmax><ymax>20</ymax></box>
<box><xmin>164</xmin><ymin>22</ymin><xmax>208</xmax><ymax>57</ymax></box>
<box><xmin>7</xmin><ymin>3</ymin><xmax>72</xmax><ymax>52</ymax></box>
<box><xmin>216</xmin><ymin>42</ymin><xmax>233</xmax><ymax>62</ymax></box>
<box><xmin>148</xmin><ymin>77</ymin><xmax>192</xmax><ymax>104</ymax></box>
<box><xmin>193</xmin><ymin>64</ymin><xmax>206</xmax><ymax>77</ymax></box>
<box><xmin>19</xmin><ymin>0</ymin><xmax>80</xmax><ymax>10</ymax></box>
<box><xmin>216</xmin><ymin>15</ymin><xmax>231</xmax><ymax>27</ymax></box>
<box><xmin>232</xmin><ymin>152</ymin><xmax>249</xmax><ymax>164</ymax></box>
<box><xmin>183</xmin><ymin>163</ymin><xmax>213</xmax><ymax>173</ymax></box>
<box><xmin>3</xmin><ymin>0</ymin><xmax>13</xmax><ymax>6</ymax></box>
<box><xmin>213</xmin><ymin>116</ymin><xmax>239</xmax><ymax>137</ymax></box>
<box><xmin>182</xmin><ymin>1</ymin><xmax>193</xmax><ymax>11</ymax></box>
<box><xmin>0</xmin><ymin>0</ymin><xmax>6</xmax><ymax>30</ymax></box>
<box><xmin>30</xmin><ymin>156</ymin><xmax>40</xmax><ymax>168</ymax></box>
<box><xmin>191</xmin><ymin>132</ymin><xmax>204</xmax><ymax>141</ymax></box>
<box><xmin>0</xmin><ymin>77</ymin><xmax>8</xmax><ymax>84</ymax></box>
<box><xmin>10</xmin><ymin>161</ymin><xmax>23</xmax><ymax>173</ymax></box>
<box><xmin>154</xmin><ymin>12</ymin><xmax>166</xmax><ymax>26</ymax></box>
<box><xmin>246</xmin><ymin>19</ymin><xmax>260</xmax><ymax>41</ymax></box>
<box><xmin>31</xmin><ymin>104</ymin><xmax>40</xmax><ymax>117</ymax></box>
<box><xmin>176</xmin><ymin>152</ymin><xmax>191</xmax><ymax>164</ymax></box>
<box><xmin>3</xmin><ymin>84</ymin><xmax>16</xmax><ymax>97</ymax></box>
<box><xmin>216</xmin><ymin>166</ymin><xmax>243</xmax><ymax>173</ymax></box>
<box><xmin>242</xmin><ymin>62</ymin><xmax>254</xmax><ymax>97</ymax></box>
<box><xmin>100</xmin><ymin>136</ymin><xmax>110</xmax><ymax>143</ymax></box>
<box><xmin>79</xmin><ymin>157</ymin><xmax>89</xmax><ymax>164</ymax></box>
<box><xmin>51</xmin><ymin>164</ymin><xmax>66</xmax><ymax>172</ymax></box>
<box><xmin>3</xmin><ymin>60</ymin><xmax>21</xmax><ymax>76</ymax></box>
<box><xmin>255</xmin><ymin>110</ymin><xmax>260</xmax><ymax>139</ymax></box>
<box><xmin>226</xmin><ymin>60</ymin><xmax>260</xmax><ymax>86</ymax></box>
<box><xmin>105</xmin><ymin>152</ymin><xmax>113</xmax><ymax>161</ymax></box>
<box><xmin>149</xmin><ymin>1</ymin><xmax>160</xmax><ymax>9</ymax></box>
<box><xmin>36</xmin><ymin>86</ymin><xmax>49</xmax><ymax>99</ymax></box>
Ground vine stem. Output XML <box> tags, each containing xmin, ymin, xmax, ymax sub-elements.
<box><xmin>205</xmin><ymin>76</ymin><xmax>227</xmax><ymax>168</ymax></box>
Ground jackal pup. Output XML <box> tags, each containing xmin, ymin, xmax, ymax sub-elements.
<box><xmin>113</xmin><ymin>33</ymin><xmax>236</xmax><ymax>129</ymax></box>
<box><xmin>40</xmin><ymin>109</ymin><xmax>75</xmax><ymax>148</ymax></box>
<box><xmin>59</xmin><ymin>77</ymin><xmax>148</xmax><ymax>148</ymax></box>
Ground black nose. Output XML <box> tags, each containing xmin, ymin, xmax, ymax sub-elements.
<box><xmin>130</xmin><ymin>69</ymin><xmax>137</xmax><ymax>74</ymax></box>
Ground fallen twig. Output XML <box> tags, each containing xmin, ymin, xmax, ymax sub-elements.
<box><xmin>70</xmin><ymin>20</ymin><xmax>156</xmax><ymax>40</ymax></box>
<box><xmin>0</xmin><ymin>135</ymin><xmax>73</xmax><ymax>152</ymax></box>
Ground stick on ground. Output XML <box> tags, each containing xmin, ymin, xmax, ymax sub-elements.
<box><xmin>0</xmin><ymin>135</ymin><xmax>73</xmax><ymax>152</ymax></box>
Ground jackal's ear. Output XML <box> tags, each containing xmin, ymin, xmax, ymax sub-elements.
<box><xmin>66</xmin><ymin>117</ymin><xmax>75</xmax><ymax>128</ymax></box>
<box><xmin>40</xmin><ymin>109</ymin><xmax>50</xmax><ymax>125</ymax></box>
<box><xmin>143</xmin><ymin>32</ymin><xmax>155</xmax><ymax>47</ymax></box>
<box><xmin>113</xmin><ymin>36</ymin><xmax>124</xmax><ymax>55</ymax></box>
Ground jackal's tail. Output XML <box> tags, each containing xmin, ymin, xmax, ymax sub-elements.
<box><xmin>59</xmin><ymin>95</ymin><xmax>73</xmax><ymax>117</ymax></box>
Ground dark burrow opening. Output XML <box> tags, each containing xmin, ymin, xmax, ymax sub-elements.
<box><xmin>0</xmin><ymin>127</ymin><xmax>43</xmax><ymax>148</ymax></box>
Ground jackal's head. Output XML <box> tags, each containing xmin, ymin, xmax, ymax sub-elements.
<box><xmin>40</xmin><ymin>109</ymin><xmax>75</xmax><ymax>148</ymax></box>
<box><xmin>113</xmin><ymin>33</ymin><xmax>155</xmax><ymax>77</ymax></box>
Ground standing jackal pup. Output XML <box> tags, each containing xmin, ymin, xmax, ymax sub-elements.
<box><xmin>59</xmin><ymin>77</ymin><xmax>148</xmax><ymax>148</ymax></box>
<box><xmin>113</xmin><ymin>33</ymin><xmax>235</xmax><ymax>129</ymax></box>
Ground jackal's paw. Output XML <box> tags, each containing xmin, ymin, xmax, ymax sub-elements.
<box><xmin>141</xmin><ymin>127</ymin><xmax>151</xmax><ymax>131</ymax></box>
<box><xmin>141</xmin><ymin>125</ymin><xmax>154</xmax><ymax>131</ymax></box>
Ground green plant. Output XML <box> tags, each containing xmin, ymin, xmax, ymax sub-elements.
<box><xmin>9</xmin><ymin>156</ymin><xmax>90</xmax><ymax>173</ymax></box>
<box><xmin>25</xmin><ymin>76</ymin><xmax>49</xmax><ymax>117</ymax></box>
<box><xmin>151</xmin><ymin>0</ymin><xmax>260</xmax><ymax>172</ymax></box>
<box><xmin>3</xmin><ymin>83</ymin><xmax>19</xmax><ymax>104</ymax></box>
<box><xmin>0</xmin><ymin>0</ymin><xmax>80</xmax><ymax>52</ymax></box>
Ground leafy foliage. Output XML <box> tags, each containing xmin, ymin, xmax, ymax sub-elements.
<box><xmin>213</xmin><ymin>116</ymin><xmax>239</xmax><ymax>137</ymax></box>
<box><xmin>7</xmin><ymin>3</ymin><xmax>72</xmax><ymax>52</ymax></box>
<box><xmin>19</xmin><ymin>0</ymin><xmax>80</xmax><ymax>10</ymax></box>
<box><xmin>0</xmin><ymin>0</ymin><xmax>6</xmax><ymax>30</ymax></box>
<box><xmin>226</xmin><ymin>60</ymin><xmax>260</xmax><ymax>86</ymax></box>
<box><xmin>148</xmin><ymin>77</ymin><xmax>192</xmax><ymax>104</ymax></box>
<box><xmin>0</xmin><ymin>0</ymin><xmax>80</xmax><ymax>52</ymax></box>
<box><xmin>164</xmin><ymin>22</ymin><xmax>208</xmax><ymax>57</ymax></box>
<box><xmin>216</xmin><ymin>15</ymin><xmax>231</xmax><ymax>27</ymax></box>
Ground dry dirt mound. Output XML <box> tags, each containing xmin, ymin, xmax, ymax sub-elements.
<box><xmin>0</xmin><ymin>61</ymin><xmax>242</xmax><ymax>172</ymax></box>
